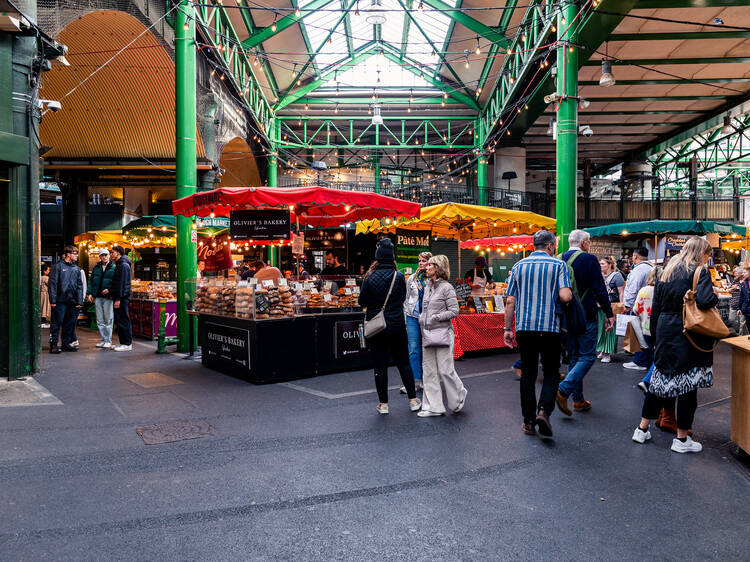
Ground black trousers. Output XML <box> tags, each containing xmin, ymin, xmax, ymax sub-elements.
<box><xmin>114</xmin><ymin>298</ymin><xmax>133</xmax><ymax>346</ymax></box>
<box><xmin>641</xmin><ymin>389</ymin><xmax>698</xmax><ymax>430</ymax></box>
<box><xmin>368</xmin><ymin>324</ymin><xmax>417</xmax><ymax>403</ymax></box>
<box><xmin>49</xmin><ymin>302</ymin><xmax>78</xmax><ymax>348</ymax></box>
<box><xmin>516</xmin><ymin>331</ymin><xmax>562</xmax><ymax>423</ymax></box>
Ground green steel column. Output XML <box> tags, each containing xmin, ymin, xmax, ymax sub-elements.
<box><xmin>555</xmin><ymin>0</ymin><xmax>578</xmax><ymax>252</ymax></box>
<box><xmin>477</xmin><ymin>156</ymin><xmax>488</xmax><ymax>206</ymax></box>
<box><xmin>267</xmin><ymin>152</ymin><xmax>278</xmax><ymax>266</ymax></box>
<box><xmin>374</xmin><ymin>151</ymin><xmax>380</xmax><ymax>194</ymax></box>
<box><xmin>175</xmin><ymin>1</ymin><xmax>197</xmax><ymax>352</ymax></box>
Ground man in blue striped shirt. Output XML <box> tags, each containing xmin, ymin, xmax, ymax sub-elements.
<box><xmin>504</xmin><ymin>230</ymin><xmax>573</xmax><ymax>438</ymax></box>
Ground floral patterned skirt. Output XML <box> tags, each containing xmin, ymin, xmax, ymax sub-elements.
<box><xmin>649</xmin><ymin>365</ymin><xmax>713</xmax><ymax>398</ymax></box>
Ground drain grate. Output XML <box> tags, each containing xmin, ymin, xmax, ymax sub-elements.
<box><xmin>136</xmin><ymin>419</ymin><xmax>215</xmax><ymax>445</ymax></box>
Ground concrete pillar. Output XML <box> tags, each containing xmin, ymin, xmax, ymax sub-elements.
<box><xmin>621</xmin><ymin>161</ymin><xmax>653</xmax><ymax>198</ymax></box>
<box><xmin>494</xmin><ymin>146</ymin><xmax>526</xmax><ymax>192</ymax></box>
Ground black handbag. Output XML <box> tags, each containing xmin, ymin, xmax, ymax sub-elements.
<box><xmin>562</xmin><ymin>251</ymin><xmax>589</xmax><ymax>337</ymax></box>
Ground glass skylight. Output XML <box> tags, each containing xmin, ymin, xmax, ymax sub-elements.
<box><xmin>322</xmin><ymin>56</ymin><xmax>432</xmax><ymax>89</ymax></box>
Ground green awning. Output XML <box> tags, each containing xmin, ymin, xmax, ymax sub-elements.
<box><xmin>122</xmin><ymin>215</ymin><xmax>229</xmax><ymax>238</ymax></box>
<box><xmin>584</xmin><ymin>220</ymin><xmax>747</xmax><ymax>239</ymax></box>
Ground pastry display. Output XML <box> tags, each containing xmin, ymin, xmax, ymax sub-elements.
<box><xmin>235</xmin><ymin>284</ymin><xmax>254</xmax><ymax>319</ymax></box>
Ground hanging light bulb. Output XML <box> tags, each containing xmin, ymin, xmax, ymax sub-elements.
<box><xmin>409</xmin><ymin>88</ymin><xmax>414</xmax><ymax>103</ymax></box>
<box><xmin>355</xmin><ymin>0</ymin><xmax>360</xmax><ymax>16</ymax></box>
<box><xmin>599</xmin><ymin>59</ymin><xmax>616</xmax><ymax>87</ymax></box>
<box><xmin>304</xmin><ymin>103</ymin><xmax>308</xmax><ymax>110</ymax></box>
<box><xmin>475</xmin><ymin>36</ymin><xmax>481</xmax><ymax>55</ymax></box>
<box><xmin>372</xmin><ymin>88</ymin><xmax>377</xmax><ymax>101</ymax></box>
<box><xmin>336</xmin><ymin>82</ymin><xmax>340</xmax><ymax>95</ymax></box>
<box><xmin>418</xmin><ymin>0</ymin><xmax>423</xmax><ymax>10</ymax></box>
<box><xmin>334</xmin><ymin>103</ymin><xmax>339</xmax><ymax>113</ymax></box>
<box><xmin>183</xmin><ymin>21</ymin><xmax>189</xmax><ymax>31</ymax></box>
<box><xmin>328</xmin><ymin>32</ymin><xmax>333</xmax><ymax>45</ymax></box>
<box><xmin>464</xmin><ymin>50</ymin><xmax>470</xmax><ymax>69</ymax></box>
<box><xmin>271</xmin><ymin>14</ymin><xmax>277</xmax><ymax>32</ymax></box>
<box><xmin>431</xmin><ymin>49</ymin><xmax>436</xmax><ymax>58</ymax></box>
<box><xmin>407</xmin><ymin>103</ymin><xmax>412</xmax><ymax>113</ymax></box>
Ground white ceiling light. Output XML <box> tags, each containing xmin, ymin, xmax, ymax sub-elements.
<box><xmin>599</xmin><ymin>59</ymin><xmax>616</xmax><ymax>87</ymax></box>
<box><xmin>365</xmin><ymin>0</ymin><xmax>387</xmax><ymax>25</ymax></box>
<box><xmin>371</xmin><ymin>104</ymin><xmax>384</xmax><ymax>125</ymax></box>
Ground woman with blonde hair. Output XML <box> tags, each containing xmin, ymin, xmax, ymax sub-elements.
<box><xmin>418</xmin><ymin>255</ymin><xmax>467</xmax><ymax>417</ymax></box>
<box><xmin>632</xmin><ymin>237</ymin><xmax>718</xmax><ymax>453</ymax></box>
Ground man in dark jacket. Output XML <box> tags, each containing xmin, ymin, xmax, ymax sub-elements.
<box><xmin>48</xmin><ymin>245</ymin><xmax>84</xmax><ymax>353</ymax></box>
<box><xmin>87</xmin><ymin>248</ymin><xmax>116</xmax><ymax>348</ymax></box>
<box><xmin>557</xmin><ymin>230</ymin><xmax>615</xmax><ymax>415</ymax></box>
<box><xmin>109</xmin><ymin>245</ymin><xmax>133</xmax><ymax>351</ymax></box>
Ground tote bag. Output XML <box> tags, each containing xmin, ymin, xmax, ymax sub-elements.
<box><xmin>363</xmin><ymin>272</ymin><xmax>397</xmax><ymax>338</ymax></box>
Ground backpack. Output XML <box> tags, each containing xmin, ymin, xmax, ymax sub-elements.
<box><xmin>560</xmin><ymin>250</ymin><xmax>589</xmax><ymax>337</ymax></box>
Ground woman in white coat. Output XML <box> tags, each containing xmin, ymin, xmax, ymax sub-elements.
<box><xmin>418</xmin><ymin>255</ymin><xmax>468</xmax><ymax>417</ymax></box>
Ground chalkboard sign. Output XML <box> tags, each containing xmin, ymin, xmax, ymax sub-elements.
<box><xmin>203</xmin><ymin>322</ymin><xmax>251</xmax><ymax>370</ymax></box>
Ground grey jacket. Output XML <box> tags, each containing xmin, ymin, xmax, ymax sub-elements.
<box><xmin>419</xmin><ymin>278</ymin><xmax>459</xmax><ymax>346</ymax></box>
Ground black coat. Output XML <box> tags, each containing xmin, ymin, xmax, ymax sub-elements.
<box><xmin>358</xmin><ymin>263</ymin><xmax>406</xmax><ymax>327</ymax></box>
<box><xmin>652</xmin><ymin>266</ymin><xmax>718</xmax><ymax>376</ymax></box>
<box><xmin>738</xmin><ymin>279</ymin><xmax>750</xmax><ymax>317</ymax></box>
<box><xmin>48</xmin><ymin>260</ymin><xmax>83</xmax><ymax>305</ymax></box>
<box><xmin>110</xmin><ymin>256</ymin><xmax>132</xmax><ymax>301</ymax></box>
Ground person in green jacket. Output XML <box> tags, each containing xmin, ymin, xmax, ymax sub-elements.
<box><xmin>87</xmin><ymin>248</ymin><xmax>116</xmax><ymax>348</ymax></box>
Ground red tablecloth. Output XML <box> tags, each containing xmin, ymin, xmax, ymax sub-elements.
<box><xmin>452</xmin><ymin>313</ymin><xmax>507</xmax><ymax>359</ymax></box>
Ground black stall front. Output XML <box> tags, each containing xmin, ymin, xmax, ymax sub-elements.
<box><xmin>196</xmin><ymin>311</ymin><xmax>372</xmax><ymax>384</ymax></box>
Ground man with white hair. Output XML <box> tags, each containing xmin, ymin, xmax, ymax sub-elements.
<box><xmin>556</xmin><ymin>229</ymin><xmax>615</xmax><ymax>416</ymax></box>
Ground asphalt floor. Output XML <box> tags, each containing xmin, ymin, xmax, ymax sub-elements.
<box><xmin>1</xmin><ymin>326</ymin><xmax>749</xmax><ymax>560</ymax></box>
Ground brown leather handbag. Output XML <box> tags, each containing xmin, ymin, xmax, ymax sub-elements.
<box><xmin>683</xmin><ymin>266</ymin><xmax>729</xmax><ymax>351</ymax></box>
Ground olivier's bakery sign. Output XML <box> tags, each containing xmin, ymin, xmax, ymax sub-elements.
<box><xmin>230</xmin><ymin>210</ymin><xmax>291</xmax><ymax>240</ymax></box>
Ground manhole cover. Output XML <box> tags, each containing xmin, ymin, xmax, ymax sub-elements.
<box><xmin>136</xmin><ymin>419</ymin><xmax>215</xmax><ymax>445</ymax></box>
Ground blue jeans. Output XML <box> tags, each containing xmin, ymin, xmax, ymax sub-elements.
<box><xmin>634</xmin><ymin>334</ymin><xmax>654</xmax><ymax>367</ymax></box>
<box><xmin>405</xmin><ymin>315</ymin><xmax>423</xmax><ymax>381</ymax></box>
<box><xmin>95</xmin><ymin>297</ymin><xmax>114</xmax><ymax>344</ymax></box>
<box><xmin>559</xmin><ymin>319</ymin><xmax>598</xmax><ymax>401</ymax></box>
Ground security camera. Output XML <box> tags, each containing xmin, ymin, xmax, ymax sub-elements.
<box><xmin>38</xmin><ymin>99</ymin><xmax>62</xmax><ymax>113</ymax></box>
<box><xmin>579</xmin><ymin>125</ymin><xmax>593</xmax><ymax>137</ymax></box>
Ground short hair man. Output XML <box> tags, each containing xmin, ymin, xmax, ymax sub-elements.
<box><xmin>252</xmin><ymin>259</ymin><xmax>284</xmax><ymax>286</ymax></box>
<box><xmin>109</xmin><ymin>245</ymin><xmax>133</xmax><ymax>352</ymax></box>
<box><xmin>622</xmin><ymin>247</ymin><xmax>653</xmax><ymax>371</ymax></box>
<box><xmin>197</xmin><ymin>260</ymin><xmax>206</xmax><ymax>279</ymax></box>
<box><xmin>48</xmin><ymin>245</ymin><xmax>84</xmax><ymax>353</ymax></box>
<box><xmin>321</xmin><ymin>251</ymin><xmax>349</xmax><ymax>276</ymax></box>
<box><xmin>504</xmin><ymin>230</ymin><xmax>573</xmax><ymax>438</ymax></box>
<box><xmin>556</xmin><ymin>230</ymin><xmax>615</xmax><ymax>416</ymax></box>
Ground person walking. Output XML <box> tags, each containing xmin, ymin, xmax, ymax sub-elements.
<box><xmin>109</xmin><ymin>245</ymin><xmax>133</xmax><ymax>352</ymax></box>
<box><xmin>464</xmin><ymin>256</ymin><xmax>496</xmax><ymax>297</ymax></box>
<box><xmin>400</xmin><ymin>251</ymin><xmax>432</xmax><ymax>394</ymax></box>
<box><xmin>40</xmin><ymin>264</ymin><xmax>51</xmax><ymax>328</ymax></box>
<box><xmin>48</xmin><ymin>246</ymin><xmax>84</xmax><ymax>353</ymax></box>
<box><xmin>556</xmin><ymin>230</ymin><xmax>615</xmax><ymax>416</ymax></box>
<box><xmin>417</xmin><ymin>255</ymin><xmax>467</xmax><ymax>417</ymax></box>
<box><xmin>359</xmin><ymin>238</ymin><xmax>421</xmax><ymax>415</ymax></box>
<box><xmin>503</xmin><ymin>230</ymin><xmax>573</xmax><ymax>437</ymax></box>
<box><xmin>623</xmin><ymin>247</ymin><xmax>653</xmax><ymax>371</ymax></box>
<box><xmin>597</xmin><ymin>256</ymin><xmax>624</xmax><ymax>363</ymax></box>
<box><xmin>87</xmin><ymin>248</ymin><xmax>116</xmax><ymax>349</ymax></box>
<box><xmin>632</xmin><ymin>237</ymin><xmax>718</xmax><ymax>453</ymax></box>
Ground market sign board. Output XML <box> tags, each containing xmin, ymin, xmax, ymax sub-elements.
<box><xmin>203</xmin><ymin>322</ymin><xmax>251</xmax><ymax>370</ymax></box>
<box><xmin>230</xmin><ymin>210</ymin><xmax>290</xmax><ymax>241</ymax></box>
<box><xmin>197</xmin><ymin>236</ymin><xmax>233</xmax><ymax>271</ymax></box>
<box><xmin>665</xmin><ymin>234</ymin><xmax>689</xmax><ymax>250</ymax></box>
<box><xmin>334</xmin><ymin>319</ymin><xmax>364</xmax><ymax>359</ymax></box>
<box><xmin>395</xmin><ymin>228</ymin><xmax>431</xmax><ymax>271</ymax></box>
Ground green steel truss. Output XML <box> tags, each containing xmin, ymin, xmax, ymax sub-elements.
<box><xmin>649</xmin><ymin>113</ymin><xmax>750</xmax><ymax>194</ymax></box>
<box><xmin>192</xmin><ymin>2</ymin><xmax>275</xmax><ymax>135</ymax></box>
<box><xmin>276</xmin><ymin>116</ymin><xmax>476</xmax><ymax>149</ymax></box>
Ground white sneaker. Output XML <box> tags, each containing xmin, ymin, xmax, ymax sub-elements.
<box><xmin>95</xmin><ymin>341</ymin><xmax>106</xmax><ymax>348</ymax></box>
<box><xmin>597</xmin><ymin>352</ymin><xmax>603</xmax><ymax>359</ymax></box>
<box><xmin>632</xmin><ymin>427</ymin><xmax>651</xmax><ymax>444</ymax></box>
<box><xmin>112</xmin><ymin>344</ymin><xmax>132</xmax><ymax>352</ymax></box>
<box><xmin>70</xmin><ymin>340</ymin><xmax>79</xmax><ymax>348</ymax></box>
<box><xmin>40</xmin><ymin>323</ymin><xmax>50</xmax><ymax>329</ymax></box>
<box><xmin>601</xmin><ymin>354</ymin><xmax>611</xmax><ymax>363</ymax></box>
<box><xmin>417</xmin><ymin>410</ymin><xmax>444</xmax><ymax>417</ymax></box>
<box><xmin>453</xmin><ymin>388</ymin><xmax>468</xmax><ymax>413</ymax></box>
<box><xmin>623</xmin><ymin>362</ymin><xmax>647</xmax><ymax>371</ymax></box>
<box><xmin>376</xmin><ymin>403</ymin><xmax>389</xmax><ymax>415</ymax></box>
<box><xmin>102</xmin><ymin>342</ymin><xmax>112</xmax><ymax>349</ymax></box>
<box><xmin>409</xmin><ymin>398</ymin><xmax>422</xmax><ymax>412</ymax></box>
<box><xmin>671</xmin><ymin>436</ymin><xmax>702</xmax><ymax>453</ymax></box>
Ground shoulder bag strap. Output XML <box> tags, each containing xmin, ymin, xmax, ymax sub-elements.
<box><xmin>684</xmin><ymin>330</ymin><xmax>719</xmax><ymax>353</ymax></box>
<box><xmin>692</xmin><ymin>266</ymin><xmax>702</xmax><ymax>292</ymax></box>
<box><xmin>380</xmin><ymin>271</ymin><xmax>398</xmax><ymax>312</ymax></box>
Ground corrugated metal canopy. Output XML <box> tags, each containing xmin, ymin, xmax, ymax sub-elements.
<box><xmin>39</xmin><ymin>10</ymin><xmax>206</xmax><ymax>160</ymax></box>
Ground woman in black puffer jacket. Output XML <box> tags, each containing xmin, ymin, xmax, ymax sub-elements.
<box><xmin>632</xmin><ymin>236</ymin><xmax>718</xmax><ymax>454</ymax></box>
<box><xmin>359</xmin><ymin>238</ymin><xmax>421</xmax><ymax>415</ymax></box>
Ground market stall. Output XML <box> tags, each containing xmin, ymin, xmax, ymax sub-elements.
<box><xmin>357</xmin><ymin>203</ymin><xmax>555</xmax><ymax>357</ymax></box>
<box><xmin>172</xmin><ymin>185</ymin><xmax>421</xmax><ymax>383</ymax></box>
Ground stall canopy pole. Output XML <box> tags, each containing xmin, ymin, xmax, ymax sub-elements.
<box><xmin>175</xmin><ymin>0</ymin><xmax>198</xmax><ymax>353</ymax></box>
<box><xmin>555</xmin><ymin>0</ymin><xmax>578</xmax><ymax>254</ymax></box>
<box><xmin>654</xmin><ymin>233</ymin><xmax>658</xmax><ymax>265</ymax></box>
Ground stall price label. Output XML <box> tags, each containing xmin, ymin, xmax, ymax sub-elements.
<box><xmin>262</xmin><ymin>280</ymin><xmax>275</xmax><ymax>288</ymax></box>
<box><xmin>324</xmin><ymin>281</ymin><xmax>333</xmax><ymax>290</ymax></box>
<box><xmin>344</xmin><ymin>288</ymin><xmax>352</xmax><ymax>295</ymax></box>
<box><xmin>323</xmin><ymin>294</ymin><xmax>332</xmax><ymax>302</ymax></box>
<box><xmin>352</xmin><ymin>286</ymin><xmax>360</xmax><ymax>294</ymax></box>
<box><xmin>238</xmin><ymin>281</ymin><xmax>248</xmax><ymax>287</ymax></box>
<box><xmin>310</xmin><ymin>288</ymin><xmax>319</xmax><ymax>294</ymax></box>
<box><xmin>493</xmin><ymin>295</ymin><xmax>505</xmax><ymax>313</ymax></box>
<box><xmin>278</xmin><ymin>278</ymin><xmax>288</xmax><ymax>286</ymax></box>
<box><xmin>346</xmin><ymin>278</ymin><xmax>356</xmax><ymax>287</ymax></box>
